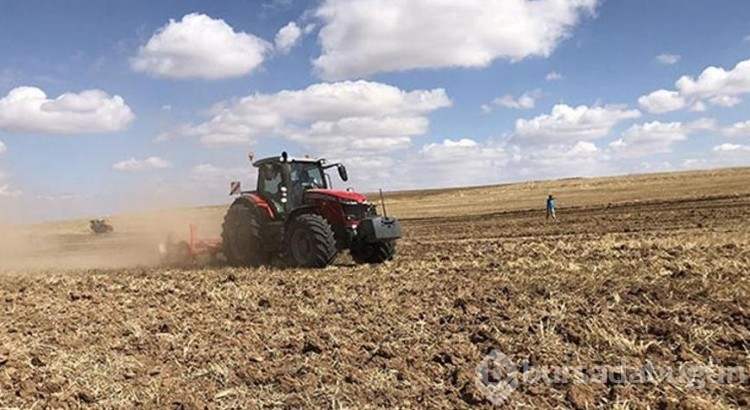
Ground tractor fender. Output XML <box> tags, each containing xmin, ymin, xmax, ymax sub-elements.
<box><xmin>234</xmin><ymin>193</ymin><xmax>275</xmax><ymax>220</ymax></box>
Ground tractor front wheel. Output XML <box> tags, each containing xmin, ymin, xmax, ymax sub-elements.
<box><xmin>221</xmin><ymin>201</ymin><xmax>269</xmax><ymax>267</ymax></box>
<box><xmin>350</xmin><ymin>240</ymin><xmax>396</xmax><ymax>264</ymax></box>
<box><xmin>285</xmin><ymin>214</ymin><xmax>337</xmax><ymax>268</ymax></box>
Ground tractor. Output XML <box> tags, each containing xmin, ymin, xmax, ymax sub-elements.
<box><xmin>220</xmin><ymin>152</ymin><xmax>401</xmax><ymax>268</ymax></box>
<box><xmin>90</xmin><ymin>219</ymin><xmax>114</xmax><ymax>234</ymax></box>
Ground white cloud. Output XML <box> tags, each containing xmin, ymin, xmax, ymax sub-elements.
<box><xmin>545</xmin><ymin>71</ymin><xmax>563</xmax><ymax>81</ymax></box>
<box><xmin>0</xmin><ymin>87</ymin><xmax>134</xmax><ymax>134</ymax></box>
<box><xmin>0</xmin><ymin>140</ymin><xmax>5</xmax><ymax>154</ymax></box>
<box><xmin>744</xmin><ymin>34</ymin><xmax>750</xmax><ymax>43</ymax></box>
<box><xmin>721</xmin><ymin>120</ymin><xmax>750</xmax><ymax>137</ymax></box>
<box><xmin>351</xmin><ymin>127</ymin><xmax>742</xmax><ymax>192</ymax></box>
<box><xmin>712</xmin><ymin>143</ymin><xmax>750</xmax><ymax>153</ymax></box>
<box><xmin>442</xmin><ymin>139</ymin><xmax>478</xmax><ymax>148</ymax></box>
<box><xmin>484</xmin><ymin>90</ymin><xmax>541</xmax><ymax>112</ymax></box>
<box><xmin>420</xmin><ymin>138</ymin><xmax>488</xmax><ymax>160</ymax></box>
<box><xmin>513</xmin><ymin>104</ymin><xmax>641</xmax><ymax>145</ymax></box>
<box><xmin>169</xmin><ymin>80</ymin><xmax>450</xmax><ymax>154</ymax></box>
<box><xmin>675</xmin><ymin>59</ymin><xmax>750</xmax><ymax>102</ymax></box>
<box><xmin>688</xmin><ymin>117</ymin><xmax>718</xmax><ymax>131</ymax></box>
<box><xmin>313</xmin><ymin>0</ymin><xmax>598</xmax><ymax>80</ymax></box>
<box><xmin>274</xmin><ymin>22</ymin><xmax>302</xmax><ymax>53</ymax></box>
<box><xmin>394</xmin><ymin>138</ymin><xmax>611</xmax><ymax>189</ymax></box>
<box><xmin>679</xmin><ymin>142</ymin><xmax>750</xmax><ymax>171</ymax></box>
<box><xmin>639</xmin><ymin>58</ymin><xmax>750</xmax><ymax>113</ymax></box>
<box><xmin>407</xmin><ymin>138</ymin><xmax>509</xmax><ymax>188</ymax></box>
<box><xmin>325</xmin><ymin>154</ymin><xmax>395</xmax><ymax>187</ymax></box>
<box><xmin>609</xmin><ymin>119</ymin><xmax>714</xmax><ymax>157</ymax></box>
<box><xmin>638</xmin><ymin>89</ymin><xmax>686</xmax><ymax>113</ymax></box>
<box><xmin>517</xmin><ymin>141</ymin><xmax>608</xmax><ymax>176</ymax></box>
<box><xmin>131</xmin><ymin>13</ymin><xmax>271</xmax><ymax>79</ymax></box>
<box><xmin>655</xmin><ymin>53</ymin><xmax>680</xmax><ymax>65</ymax></box>
<box><xmin>0</xmin><ymin>184</ymin><xmax>22</xmax><ymax>198</ymax></box>
<box><xmin>708</xmin><ymin>95</ymin><xmax>741</xmax><ymax>107</ymax></box>
<box><xmin>689</xmin><ymin>101</ymin><xmax>707</xmax><ymax>112</ymax></box>
<box><xmin>113</xmin><ymin>157</ymin><xmax>172</xmax><ymax>171</ymax></box>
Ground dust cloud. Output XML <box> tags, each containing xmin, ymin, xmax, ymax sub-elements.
<box><xmin>0</xmin><ymin>202</ymin><xmax>224</xmax><ymax>274</ymax></box>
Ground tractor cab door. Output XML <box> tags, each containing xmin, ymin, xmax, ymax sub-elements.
<box><xmin>257</xmin><ymin>163</ymin><xmax>286</xmax><ymax>219</ymax></box>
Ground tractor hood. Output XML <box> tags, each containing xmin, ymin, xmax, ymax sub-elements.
<box><xmin>305</xmin><ymin>189</ymin><xmax>367</xmax><ymax>203</ymax></box>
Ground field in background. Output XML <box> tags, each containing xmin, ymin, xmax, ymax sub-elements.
<box><xmin>1</xmin><ymin>167</ymin><xmax>749</xmax><ymax>408</ymax></box>
<box><xmin>384</xmin><ymin>167</ymin><xmax>750</xmax><ymax>219</ymax></box>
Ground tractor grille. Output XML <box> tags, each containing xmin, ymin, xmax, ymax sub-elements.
<box><xmin>343</xmin><ymin>203</ymin><xmax>377</xmax><ymax>221</ymax></box>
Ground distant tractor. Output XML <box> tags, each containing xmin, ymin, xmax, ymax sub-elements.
<box><xmin>90</xmin><ymin>219</ymin><xmax>113</xmax><ymax>234</ymax></box>
<box><xmin>221</xmin><ymin>152</ymin><xmax>401</xmax><ymax>268</ymax></box>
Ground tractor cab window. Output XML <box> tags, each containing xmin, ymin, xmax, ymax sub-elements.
<box><xmin>291</xmin><ymin>163</ymin><xmax>325</xmax><ymax>190</ymax></box>
<box><xmin>258</xmin><ymin>163</ymin><xmax>285</xmax><ymax>215</ymax></box>
<box><xmin>258</xmin><ymin>164</ymin><xmax>283</xmax><ymax>196</ymax></box>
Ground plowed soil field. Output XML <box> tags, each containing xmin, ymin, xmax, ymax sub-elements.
<box><xmin>1</xmin><ymin>168</ymin><xmax>749</xmax><ymax>409</ymax></box>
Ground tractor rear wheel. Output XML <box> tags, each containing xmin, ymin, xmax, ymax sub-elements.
<box><xmin>350</xmin><ymin>240</ymin><xmax>396</xmax><ymax>264</ymax></box>
<box><xmin>285</xmin><ymin>214</ymin><xmax>337</xmax><ymax>268</ymax></box>
<box><xmin>221</xmin><ymin>201</ymin><xmax>269</xmax><ymax>267</ymax></box>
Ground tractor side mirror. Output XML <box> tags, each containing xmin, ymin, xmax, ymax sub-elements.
<box><xmin>337</xmin><ymin>164</ymin><xmax>348</xmax><ymax>182</ymax></box>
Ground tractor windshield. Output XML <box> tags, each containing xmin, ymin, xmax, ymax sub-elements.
<box><xmin>290</xmin><ymin>163</ymin><xmax>326</xmax><ymax>189</ymax></box>
<box><xmin>288</xmin><ymin>162</ymin><xmax>325</xmax><ymax>205</ymax></box>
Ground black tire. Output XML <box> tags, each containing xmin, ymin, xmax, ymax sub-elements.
<box><xmin>285</xmin><ymin>214</ymin><xmax>337</xmax><ymax>268</ymax></box>
<box><xmin>221</xmin><ymin>201</ymin><xmax>269</xmax><ymax>267</ymax></box>
<box><xmin>350</xmin><ymin>240</ymin><xmax>396</xmax><ymax>264</ymax></box>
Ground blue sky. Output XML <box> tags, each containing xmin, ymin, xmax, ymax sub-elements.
<box><xmin>0</xmin><ymin>0</ymin><xmax>749</xmax><ymax>222</ymax></box>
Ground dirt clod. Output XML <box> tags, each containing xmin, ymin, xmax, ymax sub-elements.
<box><xmin>567</xmin><ymin>383</ymin><xmax>607</xmax><ymax>409</ymax></box>
<box><xmin>75</xmin><ymin>389</ymin><xmax>97</xmax><ymax>404</ymax></box>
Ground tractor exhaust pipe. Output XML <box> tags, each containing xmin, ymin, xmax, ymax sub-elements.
<box><xmin>379</xmin><ymin>189</ymin><xmax>388</xmax><ymax>218</ymax></box>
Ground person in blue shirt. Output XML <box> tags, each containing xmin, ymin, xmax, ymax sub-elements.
<box><xmin>546</xmin><ymin>194</ymin><xmax>557</xmax><ymax>221</ymax></box>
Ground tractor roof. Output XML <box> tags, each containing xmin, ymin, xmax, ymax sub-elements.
<box><xmin>252</xmin><ymin>155</ymin><xmax>322</xmax><ymax>168</ymax></box>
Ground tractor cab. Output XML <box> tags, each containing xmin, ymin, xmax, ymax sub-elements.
<box><xmin>253</xmin><ymin>153</ymin><xmax>348</xmax><ymax>219</ymax></box>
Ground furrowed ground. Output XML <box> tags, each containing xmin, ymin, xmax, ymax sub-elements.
<box><xmin>1</xmin><ymin>168</ymin><xmax>749</xmax><ymax>409</ymax></box>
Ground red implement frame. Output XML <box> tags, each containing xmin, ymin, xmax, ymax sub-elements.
<box><xmin>159</xmin><ymin>224</ymin><xmax>224</xmax><ymax>265</ymax></box>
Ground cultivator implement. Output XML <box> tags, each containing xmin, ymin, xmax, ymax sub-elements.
<box><xmin>159</xmin><ymin>224</ymin><xmax>224</xmax><ymax>266</ymax></box>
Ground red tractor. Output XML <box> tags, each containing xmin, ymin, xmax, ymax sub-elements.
<box><xmin>220</xmin><ymin>152</ymin><xmax>401</xmax><ymax>268</ymax></box>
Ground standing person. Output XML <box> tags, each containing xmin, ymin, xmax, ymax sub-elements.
<box><xmin>546</xmin><ymin>194</ymin><xmax>557</xmax><ymax>221</ymax></box>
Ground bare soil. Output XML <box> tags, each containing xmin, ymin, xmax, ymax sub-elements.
<box><xmin>1</xmin><ymin>168</ymin><xmax>749</xmax><ymax>409</ymax></box>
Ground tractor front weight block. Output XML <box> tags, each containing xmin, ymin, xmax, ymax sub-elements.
<box><xmin>356</xmin><ymin>217</ymin><xmax>402</xmax><ymax>243</ymax></box>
